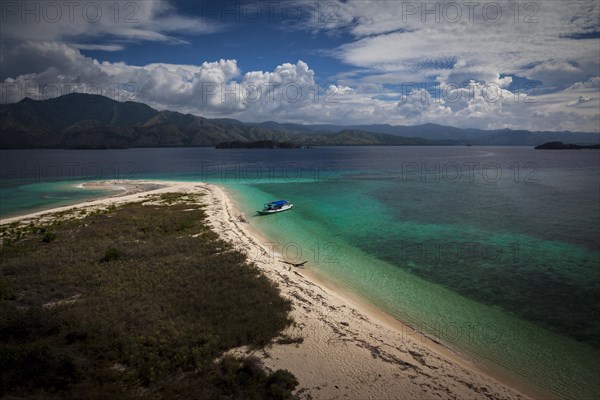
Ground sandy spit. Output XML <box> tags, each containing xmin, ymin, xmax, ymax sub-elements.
<box><xmin>1</xmin><ymin>180</ymin><xmax>534</xmax><ymax>400</ymax></box>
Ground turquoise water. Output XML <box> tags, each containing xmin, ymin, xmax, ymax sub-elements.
<box><xmin>0</xmin><ymin>181</ymin><xmax>118</xmax><ymax>218</ymax></box>
<box><xmin>226</xmin><ymin>178</ymin><xmax>599</xmax><ymax>400</ymax></box>
<box><xmin>1</xmin><ymin>147</ymin><xmax>599</xmax><ymax>398</ymax></box>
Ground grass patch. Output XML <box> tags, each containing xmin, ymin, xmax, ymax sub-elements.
<box><xmin>0</xmin><ymin>193</ymin><xmax>296</xmax><ymax>399</ymax></box>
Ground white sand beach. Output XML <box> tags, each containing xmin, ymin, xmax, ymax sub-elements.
<box><xmin>0</xmin><ymin>180</ymin><xmax>538</xmax><ymax>400</ymax></box>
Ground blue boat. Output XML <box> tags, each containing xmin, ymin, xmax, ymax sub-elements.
<box><xmin>257</xmin><ymin>200</ymin><xmax>293</xmax><ymax>215</ymax></box>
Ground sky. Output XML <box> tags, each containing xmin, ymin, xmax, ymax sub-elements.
<box><xmin>1</xmin><ymin>0</ymin><xmax>599</xmax><ymax>132</ymax></box>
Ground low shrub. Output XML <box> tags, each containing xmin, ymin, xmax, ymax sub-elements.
<box><xmin>100</xmin><ymin>247</ymin><xmax>121</xmax><ymax>262</ymax></box>
<box><xmin>42</xmin><ymin>232</ymin><xmax>56</xmax><ymax>243</ymax></box>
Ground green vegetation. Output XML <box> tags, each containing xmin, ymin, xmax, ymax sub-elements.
<box><xmin>0</xmin><ymin>193</ymin><xmax>296</xmax><ymax>399</ymax></box>
<box><xmin>534</xmin><ymin>141</ymin><xmax>600</xmax><ymax>150</ymax></box>
<box><xmin>42</xmin><ymin>231</ymin><xmax>57</xmax><ymax>243</ymax></box>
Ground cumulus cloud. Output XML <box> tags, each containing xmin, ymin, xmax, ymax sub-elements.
<box><xmin>344</xmin><ymin>76</ymin><xmax>599</xmax><ymax>132</ymax></box>
<box><xmin>0</xmin><ymin>43</ymin><xmax>323</xmax><ymax>120</ymax></box>
<box><xmin>397</xmin><ymin>89</ymin><xmax>436</xmax><ymax>117</ymax></box>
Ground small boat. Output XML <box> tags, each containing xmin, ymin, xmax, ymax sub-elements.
<box><xmin>257</xmin><ymin>200</ymin><xmax>293</xmax><ymax>215</ymax></box>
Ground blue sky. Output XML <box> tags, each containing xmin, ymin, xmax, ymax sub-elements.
<box><xmin>1</xmin><ymin>0</ymin><xmax>599</xmax><ymax>132</ymax></box>
<box><xmin>80</xmin><ymin>8</ymin><xmax>354</xmax><ymax>82</ymax></box>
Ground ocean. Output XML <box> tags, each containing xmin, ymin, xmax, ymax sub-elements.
<box><xmin>1</xmin><ymin>147</ymin><xmax>599</xmax><ymax>399</ymax></box>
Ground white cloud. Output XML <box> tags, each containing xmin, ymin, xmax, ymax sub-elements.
<box><xmin>567</xmin><ymin>76</ymin><xmax>600</xmax><ymax>90</ymax></box>
<box><xmin>72</xmin><ymin>43</ymin><xmax>125</xmax><ymax>52</ymax></box>
<box><xmin>1</xmin><ymin>42</ymin><xmax>598</xmax><ymax>132</ymax></box>
<box><xmin>0</xmin><ymin>1</ymin><xmax>218</xmax><ymax>45</ymax></box>
<box><xmin>567</xmin><ymin>96</ymin><xmax>594</xmax><ymax>106</ymax></box>
<box><xmin>309</xmin><ymin>1</ymin><xmax>599</xmax><ymax>92</ymax></box>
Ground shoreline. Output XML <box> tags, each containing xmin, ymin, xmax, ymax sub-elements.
<box><xmin>0</xmin><ymin>181</ymin><xmax>168</xmax><ymax>221</ymax></box>
<box><xmin>0</xmin><ymin>180</ymin><xmax>540</xmax><ymax>399</ymax></box>
<box><xmin>216</xmin><ymin>185</ymin><xmax>547</xmax><ymax>400</ymax></box>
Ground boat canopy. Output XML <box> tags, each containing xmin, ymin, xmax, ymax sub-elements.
<box><xmin>266</xmin><ymin>200</ymin><xmax>289</xmax><ymax>206</ymax></box>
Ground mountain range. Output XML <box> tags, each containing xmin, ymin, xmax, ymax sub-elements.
<box><xmin>1</xmin><ymin>93</ymin><xmax>598</xmax><ymax>149</ymax></box>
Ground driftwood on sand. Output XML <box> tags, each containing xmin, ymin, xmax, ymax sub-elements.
<box><xmin>282</xmin><ymin>260</ymin><xmax>307</xmax><ymax>268</ymax></box>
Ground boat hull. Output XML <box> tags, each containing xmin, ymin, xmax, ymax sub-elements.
<box><xmin>257</xmin><ymin>204</ymin><xmax>293</xmax><ymax>215</ymax></box>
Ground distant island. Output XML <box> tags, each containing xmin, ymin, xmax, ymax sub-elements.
<box><xmin>535</xmin><ymin>141</ymin><xmax>600</xmax><ymax>150</ymax></box>
<box><xmin>215</xmin><ymin>140</ymin><xmax>301</xmax><ymax>149</ymax></box>
<box><xmin>69</xmin><ymin>144</ymin><xmax>129</xmax><ymax>150</ymax></box>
